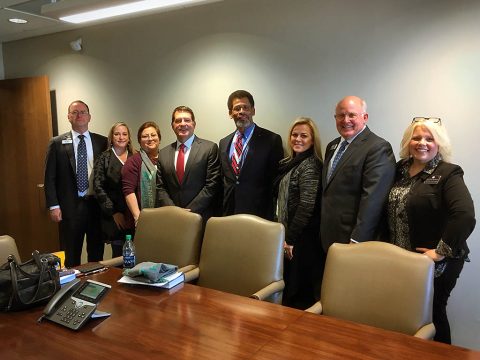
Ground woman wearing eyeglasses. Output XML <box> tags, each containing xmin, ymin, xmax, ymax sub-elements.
<box><xmin>385</xmin><ymin>117</ymin><xmax>475</xmax><ymax>344</ymax></box>
<box><xmin>122</xmin><ymin>121</ymin><xmax>161</xmax><ymax>225</ymax></box>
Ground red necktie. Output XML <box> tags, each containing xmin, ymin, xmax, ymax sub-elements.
<box><xmin>231</xmin><ymin>134</ymin><xmax>243</xmax><ymax>176</ymax></box>
<box><xmin>176</xmin><ymin>144</ymin><xmax>185</xmax><ymax>184</ymax></box>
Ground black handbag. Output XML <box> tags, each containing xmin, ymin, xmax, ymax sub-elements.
<box><xmin>0</xmin><ymin>251</ymin><xmax>61</xmax><ymax>311</ymax></box>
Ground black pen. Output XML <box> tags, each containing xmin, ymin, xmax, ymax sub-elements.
<box><xmin>77</xmin><ymin>267</ymin><xmax>108</xmax><ymax>277</ymax></box>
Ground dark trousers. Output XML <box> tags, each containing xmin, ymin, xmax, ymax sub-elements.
<box><xmin>282</xmin><ymin>240</ymin><xmax>325</xmax><ymax>310</ymax></box>
<box><xmin>433</xmin><ymin>257</ymin><xmax>465</xmax><ymax>344</ymax></box>
<box><xmin>59</xmin><ymin>197</ymin><xmax>104</xmax><ymax>267</ymax></box>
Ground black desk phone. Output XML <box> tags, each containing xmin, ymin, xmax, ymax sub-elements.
<box><xmin>40</xmin><ymin>278</ymin><xmax>111</xmax><ymax>330</ymax></box>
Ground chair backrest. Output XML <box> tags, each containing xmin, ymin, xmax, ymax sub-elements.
<box><xmin>134</xmin><ymin>206</ymin><xmax>203</xmax><ymax>268</ymax></box>
<box><xmin>197</xmin><ymin>214</ymin><xmax>284</xmax><ymax>300</ymax></box>
<box><xmin>321</xmin><ymin>241</ymin><xmax>434</xmax><ymax>336</ymax></box>
<box><xmin>0</xmin><ymin>235</ymin><xmax>21</xmax><ymax>263</ymax></box>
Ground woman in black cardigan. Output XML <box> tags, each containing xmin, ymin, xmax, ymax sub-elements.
<box><xmin>274</xmin><ymin>117</ymin><xmax>323</xmax><ymax>309</ymax></box>
<box><xmin>386</xmin><ymin>117</ymin><xmax>475</xmax><ymax>344</ymax></box>
<box><xmin>94</xmin><ymin>122</ymin><xmax>136</xmax><ymax>257</ymax></box>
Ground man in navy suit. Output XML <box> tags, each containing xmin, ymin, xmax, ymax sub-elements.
<box><xmin>44</xmin><ymin>100</ymin><xmax>108</xmax><ymax>267</ymax></box>
<box><xmin>219</xmin><ymin>90</ymin><xmax>284</xmax><ymax>220</ymax></box>
<box><xmin>321</xmin><ymin>95</ymin><xmax>395</xmax><ymax>252</ymax></box>
<box><xmin>156</xmin><ymin>106</ymin><xmax>220</xmax><ymax>221</ymax></box>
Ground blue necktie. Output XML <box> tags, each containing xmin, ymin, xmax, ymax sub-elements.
<box><xmin>327</xmin><ymin>140</ymin><xmax>348</xmax><ymax>182</ymax></box>
<box><xmin>77</xmin><ymin>135</ymin><xmax>88</xmax><ymax>193</ymax></box>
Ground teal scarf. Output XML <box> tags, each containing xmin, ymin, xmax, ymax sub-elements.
<box><xmin>139</xmin><ymin>148</ymin><xmax>157</xmax><ymax>209</ymax></box>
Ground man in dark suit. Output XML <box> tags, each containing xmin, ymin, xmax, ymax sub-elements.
<box><xmin>321</xmin><ymin>95</ymin><xmax>395</xmax><ymax>252</ymax></box>
<box><xmin>156</xmin><ymin>106</ymin><xmax>220</xmax><ymax>220</ymax></box>
<box><xmin>219</xmin><ymin>90</ymin><xmax>284</xmax><ymax>220</ymax></box>
<box><xmin>44</xmin><ymin>100</ymin><xmax>108</xmax><ymax>267</ymax></box>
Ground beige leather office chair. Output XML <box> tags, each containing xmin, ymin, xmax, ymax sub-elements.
<box><xmin>305</xmin><ymin>241</ymin><xmax>435</xmax><ymax>339</ymax></box>
<box><xmin>101</xmin><ymin>206</ymin><xmax>203</xmax><ymax>282</ymax></box>
<box><xmin>192</xmin><ymin>214</ymin><xmax>285</xmax><ymax>303</ymax></box>
<box><xmin>0</xmin><ymin>235</ymin><xmax>21</xmax><ymax>263</ymax></box>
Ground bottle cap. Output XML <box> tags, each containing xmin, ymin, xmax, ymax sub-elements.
<box><xmin>126</xmin><ymin>234</ymin><xmax>132</xmax><ymax>241</ymax></box>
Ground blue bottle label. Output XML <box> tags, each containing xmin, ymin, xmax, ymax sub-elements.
<box><xmin>123</xmin><ymin>255</ymin><xmax>135</xmax><ymax>269</ymax></box>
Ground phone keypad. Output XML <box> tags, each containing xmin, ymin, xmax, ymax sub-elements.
<box><xmin>51</xmin><ymin>300</ymin><xmax>96</xmax><ymax>330</ymax></box>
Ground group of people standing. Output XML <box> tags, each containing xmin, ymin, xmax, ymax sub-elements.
<box><xmin>44</xmin><ymin>91</ymin><xmax>475</xmax><ymax>345</ymax></box>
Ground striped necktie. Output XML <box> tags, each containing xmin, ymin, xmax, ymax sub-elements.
<box><xmin>231</xmin><ymin>133</ymin><xmax>243</xmax><ymax>176</ymax></box>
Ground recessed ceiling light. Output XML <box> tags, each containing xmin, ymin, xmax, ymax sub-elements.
<box><xmin>60</xmin><ymin>0</ymin><xmax>215</xmax><ymax>24</ymax></box>
<box><xmin>9</xmin><ymin>18</ymin><xmax>28</xmax><ymax>24</ymax></box>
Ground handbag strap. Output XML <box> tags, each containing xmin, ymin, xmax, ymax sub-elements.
<box><xmin>9</xmin><ymin>252</ymin><xmax>56</xmax><ymax>306</ymax></box>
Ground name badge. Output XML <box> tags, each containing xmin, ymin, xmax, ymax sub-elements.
<box><xmin>424</xmin><ymin>175</ymin><xmax>441</xmax><ymax>185</ymax></box>
<box><xmin>62</xmin><ymin>139</ymin><xmax>73</xmax><ymax>144</ymax></box>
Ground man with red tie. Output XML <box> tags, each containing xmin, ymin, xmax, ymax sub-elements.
<box><xmin>156</xmin><ymin>106</ymin><xmax>220</xmax><ymax>221</ymax></box>
<box><xmin>219</xmin><ymin>90</ymin><xmax>284</xmax><ymax>220</ymax></box>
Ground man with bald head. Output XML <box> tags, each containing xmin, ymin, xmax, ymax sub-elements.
<box><xmin>320</xmin><ymin>96</ymin><xmax>395</xmax><ymax>252</ymax></box>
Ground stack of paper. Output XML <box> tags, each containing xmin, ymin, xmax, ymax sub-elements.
<box><xmin>118</xmin><ymin>271</ymin><xmax>184</xmax><ymax>289</ymax></box>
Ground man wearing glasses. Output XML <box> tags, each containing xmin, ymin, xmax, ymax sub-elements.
<box><xmin>320</xmin><ymin>95</ymin><xmax>395</xmax><ymax>253</ymax></box>
<box><xmin>44</xmin><ymin>100</ymin><xmax>107</xmax><ymax>267</ymax></box>
<box><xmin>219</xmin><ymin>90</ymin><xmax>283</xmax><ymax>220</ymax></box>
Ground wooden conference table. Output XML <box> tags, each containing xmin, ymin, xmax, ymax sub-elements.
<box><xmin>1</xmin><ymin>268</ymin><xmax>479</xmax><ymax>360</ymax></box>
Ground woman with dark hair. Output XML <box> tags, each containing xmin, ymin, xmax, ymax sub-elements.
<box><xmin>386</xmin><ymin>117</ymin><xmax>475</xmax><ymax>344</ymax></box>
<box><xmin>122</xmin><ymin>121</ymin><xmax>161</xmax><ymax>225</ymax></box>
<box><xmin>274</xmin><ymin>117</ymin><xmax>323</xmax><ymax>309</ymax></box>
<box><xmin>94</xmin><ymin>122</ymin><xmax>136</xmax><ymax>256</ymax></box>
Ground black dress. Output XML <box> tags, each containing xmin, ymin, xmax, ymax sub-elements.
<box><xmin>94</xmin><ymin>149</ymin><xmax>135</xmax><ymax>257</ymax></box>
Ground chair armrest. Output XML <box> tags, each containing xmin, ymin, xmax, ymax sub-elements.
<box><xmin>250</xmin><ymin>280</ymin><xmax>285</xmax><ymax>301</ymax></box>
<box><xmin>304</xmin><ymin>301</ymin><xmax>323</xmax><ymax>314</ymax></box>
<box><xmin>100</xmin><ymin>256</ymin><xmax>123</xmax><ymax>267</ymax></box>
<box><xmin>180</xmin><ymin>266</ymin><xmax>199</xmax><ymax>283</ymax></box>
<box><xmin>414</xmin><ymin>323</ymin><xmax>436</xmax><ymax>339</ymax></box>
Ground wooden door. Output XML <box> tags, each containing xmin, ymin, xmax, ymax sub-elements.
<box><xmin>0</xmin><ymin>76</ymin><xmax>58</xmax><ymax>260</ymax></box>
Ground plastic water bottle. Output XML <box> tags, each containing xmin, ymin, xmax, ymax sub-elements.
<box><xmin>123</xmin><ymin>234</ymin><xmax>135</xmax><ymax>269</ymax></box>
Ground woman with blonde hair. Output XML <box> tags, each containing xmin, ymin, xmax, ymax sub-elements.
<box><xmin>274</xmin><ymin>117</ymin><xmax>323</xmax><ymax>309</ymax></box>
<box><xmin>94</xmin><ymin>122</ymin><xmax>136</xmax><ymax>256</ymax></box>
<box><xmin>386</xmin><ymin>117</ymin><xmax>475</xmax><ymax>343</ymax></box>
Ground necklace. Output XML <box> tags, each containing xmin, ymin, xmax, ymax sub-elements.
<box><xmin>113</xmin><ymin>147</ymin><xmax>128</xmax><ymax>161</ymax></box>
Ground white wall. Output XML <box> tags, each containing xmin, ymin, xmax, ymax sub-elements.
<box><xmin>3</xmin><ymin>0</ymin><xmax>480</xmax><ymax>349</ymax></box>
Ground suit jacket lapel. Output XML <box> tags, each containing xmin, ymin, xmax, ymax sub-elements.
<box><xmin>165</xmin><ymin>143</ymin><xmax>179</xmax><ymax>186</ymax></box>
<box><xmin>91</xmin><ymin>133</ymin><xmax>102</xmax><ymax>161</ymax></box>
<box><xmin>64</xmin><ymin>132</ymin><xmax>76</xmax><ymax>175</ymax></box>
<box><xmin>222</xmin><ymin>132</ymin><xmax>236</xmax><ymax>181</ymax></box>
<box><xmin>323</xmin><ymin>138</ymin><xmax>339</xmax><ymax>187</ymax></box>
<box><xmin>184</xmin><ymin>137</ymin><xmax>200</xmax><ymax>182</ymax></box>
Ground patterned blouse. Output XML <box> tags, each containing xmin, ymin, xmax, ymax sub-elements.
<box><xmin>388</xmin><ymin>155</ymin><xmax>452</xmax><ymax>258</ymax></box>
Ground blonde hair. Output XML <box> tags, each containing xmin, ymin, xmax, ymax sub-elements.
<box><xmin>399</xmin><ymin>120</ymin><xmax>452</xmax><ymax>162</ymax></box>
<box><xmin>108</xmin><ymin>122</ymin><xmax>136</xmax><ymax>154</ymax></box>
<box><xmin>285</xmin><ymin>117</ymin><xmax>323</xmax><ymax>161</ymax></box>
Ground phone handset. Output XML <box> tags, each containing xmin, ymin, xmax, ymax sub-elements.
<box><xmin>38</xmin><ymin>278</ymin><xmax>81</xmax><ymax>322</ymax></box>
